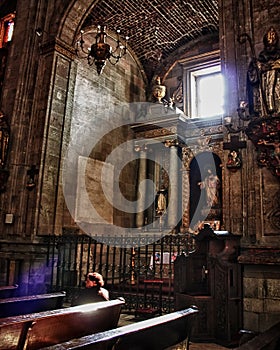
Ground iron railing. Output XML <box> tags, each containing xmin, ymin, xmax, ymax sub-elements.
<box><xmin>46</xmin><ymin>232</ymin><xmax>196</xmax><ymax>313</ymax></box>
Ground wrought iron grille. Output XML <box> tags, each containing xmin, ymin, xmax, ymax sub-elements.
<box><xmin>45</xmin><ymin>232</ymin><xmax>196</xmax><ymax>313</ymax></box>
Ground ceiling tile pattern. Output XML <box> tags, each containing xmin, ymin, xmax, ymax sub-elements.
<box><xmin>84</xmin><ymin>0</ymin><xmax>219</xmax><ymax>80</ymax></box>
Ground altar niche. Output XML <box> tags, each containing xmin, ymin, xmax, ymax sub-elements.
<box><xmin>135</xmin><ymin>140</ymin><xmax>183</xmax><ymax>233</ymax></box>
<box><xmin>189</xmin><ymin>152</ymin><xmax>222</xmax><ymax>231</ymax></box>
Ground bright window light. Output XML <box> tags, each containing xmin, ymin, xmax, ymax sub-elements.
<box><xmin>191</xmin><ymin>65</ymin><xmax>224</xmax><ymax>118</ymax></box>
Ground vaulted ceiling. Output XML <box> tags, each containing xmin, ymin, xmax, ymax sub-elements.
<box><xmin>0</xmin><ymin>0</ymin><xmax>220</xmax><ymax>82</ymax></box>
<box><xmin>83</xmin><ymin>0</ymin><xmax>219</xmax><ymax>81</ymax></box>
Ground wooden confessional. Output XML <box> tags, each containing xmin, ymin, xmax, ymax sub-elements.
<box><xmin>174</xmin><ymin>225</ymin><xmax>242</xmax><ymax>344</ymax></box>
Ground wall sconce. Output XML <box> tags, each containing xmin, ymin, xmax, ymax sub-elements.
<box><xmin>26</xmin><ymin>165</ymin><xmax>39</xmax><ymax>191</ymax></box>
<box><xmin>76</xmin><ymin>24</ymin><xmax>129</xmax><ymax>75</ymax></box>
<box><xmin>35</xmin><ymin>27</ymin><xmax>50</xmax><ymax>38</ymax></box>
<box><xmin>35</xmin><ymin>28</ymin><xmax>44</xmax><ymax>37</ymax></box>
<box><xmin>224</xmin><ymin>102</ymin><xmax>249</xmax><ymax>134</ymax></box>
<box><xmin>225</xmin><ymin>27</ymin><xmax>280</xmax><ymax>177</ymax></box>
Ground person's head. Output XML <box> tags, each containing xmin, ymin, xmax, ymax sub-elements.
<box><xmin>85</xmin><ymin>272</ymin><xmax>105</xmax><ymax>289</ymax></box>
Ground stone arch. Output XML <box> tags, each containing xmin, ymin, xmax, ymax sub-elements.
<box><xmin>58</xmin><ymin>0</ymin><xmax>99</xmax><ymax>46</ymax></box>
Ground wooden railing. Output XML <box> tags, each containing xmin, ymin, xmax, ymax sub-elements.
<box><xmin>45</xmin><ymin>232</ymin><xmax>196</xmax><ymax>312</ymax></box>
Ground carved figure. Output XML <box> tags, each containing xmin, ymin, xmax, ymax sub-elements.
<box><xmin>226</xmin><ymin>150</ymin><xmax>242</xmax><ymax>170</ymax></box>
<box><xmin>198</xmin><ymin>168</ymin><xmax>221</xmax><ymax>208</ymax></box>
<box><xmin>152</xmin><ymin>77</ymin><xmax>166</xmax><ymax>103</ymax></box>
<box><xmin>156</xmin><ymin>187</ymin><xmax>167</xmax><ymax>216</ymax></box>
<box><xmin>258</xmin><ymin>138</ymin><xmax>280</xmax><ymax>165</ymax></box>
<box><xmin>248</xmin><ymin>27</ymin><xmax>280</xmax><ymax>115</ymax></box>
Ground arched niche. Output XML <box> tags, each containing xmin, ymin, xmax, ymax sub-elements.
<box><xmin>189</xmin><ymin>152</ymin><xmax>222</xmax><ymax>230</ymax></box>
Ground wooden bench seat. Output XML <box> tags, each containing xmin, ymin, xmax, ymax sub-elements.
<box><xmin>41</xmin><ymin>306</ymin><xmax>199</xmax><ymax>350</ymax></box>
<box><xmin>0</xmin><ymin>284</ymin><xmax>18</xmax><ymax>298</ymax></box>
<box><xmin>0</xmin><ymin>291</ymin><xmax>66</xmax><ymax>318</ymax></box>
<box><xmin>233</xmin><ymin>321</ymin><xmax>280</xmax><ymax>350</ymax></box>
<box><xmin>0</xmin><ymin>298</ymin><xmax>125</xmax><ymax>350</ymax></box>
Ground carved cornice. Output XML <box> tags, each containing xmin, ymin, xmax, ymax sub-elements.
<box><xmin>182</xmin><ymin>117</ymin><xmax>224</xmax><ymax>141</ymax></box>
<box><xmin>135</xmin><ymin>126</ymin><xmax>174</xmax><ymax>140</ymax></box>
<box><xmin>182</xmin><ymin>140</ymin><xmax>224</xmax><ymax>170</ymax></box>
<box><xmin>131</xmin><ymin>112</ymin><xmax>189</xmax><ymax>143</ymax></box>
<box><xmin>238</xmin><ymin>248</ymin><xmax>280</xmax><ymax>265</ymax></box>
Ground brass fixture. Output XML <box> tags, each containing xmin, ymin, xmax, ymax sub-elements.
<box><xmin>76</xmin><ymin>25</ymin><xmax>129</xmax><ymax>75</ymax></box>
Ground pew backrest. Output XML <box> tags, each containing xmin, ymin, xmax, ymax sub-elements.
<box><xmin>0</xmin><ymin>291</ymin><xmax>66</xmax><ymax>318</ymax></box>
<box><xmin>0</xmin><ymin>298</ymin><xmax>125</xmax><ymax>350</ymax></box>
<box><xmin>0</xmin><ymin>284</ymin><xmax>18</xmax><ymax>298</ymax></box>
<box><xmin>41</xmin><ymin>306</ymin><xmax>199</xmax><ymax>350</ymax></box>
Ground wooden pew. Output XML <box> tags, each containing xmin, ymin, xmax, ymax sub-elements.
<box><xmin>41</xmin><ymin>306</ymin><xmax>199</xmax><ymax>350</ymax></box>
<box><xmin>0</xmin><ymin>291</ymin><xmax>66</xmax><ymax>318</ymax></box>
<box><xmin>0</xmin><ymin>284</ymin><xmax>18</xmax><ymax>298</ymax></box>
<box><xmin>0</xmin><ymin>298</ymin><xmax>125</xmax><ymax>350</ymax></box>
<box><xmin>233</xmin><ymin>321</ymin><xmax>280</xmax><ymax>350</ymax></box>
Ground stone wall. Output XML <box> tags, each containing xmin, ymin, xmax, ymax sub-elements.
<box><xmin>61</xmin><ymin>51</ymin><xmax>146</xmax><ymax>234</ymax></box>
<box><xmin>243</xmin><ymin>264</ymin><xmax>280</xmax><ymax>332</ymax></box>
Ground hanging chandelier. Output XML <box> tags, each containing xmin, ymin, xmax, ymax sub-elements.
<box><xmin>76</xmin><ymin>25</ymin><xmax>129</xmax><ymax>75</ymax></box>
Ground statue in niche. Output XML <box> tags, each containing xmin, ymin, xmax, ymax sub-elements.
<box><xmin>247</xmin><ymin>27</ymin><xmax>280</xmax><ymax>116</ymax></box>
<box><xmin>198</xmin><ymin>167</ymin><xmax>221</xmax><ymax>209</ymax></box>
<box><xmin>156</xmin><ymin>187</ymin><xmax>168</xmax><ymax>216</ymax></box>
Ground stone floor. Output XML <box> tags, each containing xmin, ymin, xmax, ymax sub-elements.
<box><xmin>118</xmin><ymin>313</ymin><xmax>229</xmax><ymax>350</ymax></box>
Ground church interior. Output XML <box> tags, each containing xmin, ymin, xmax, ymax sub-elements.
<box><xmin>0</xmin><ymin>0</ymin><xmax>279</xmax><ymax>349</ymax></box>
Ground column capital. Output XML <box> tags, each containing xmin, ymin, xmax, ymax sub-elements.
<box><xmin>164</xmin><ymin>139</ymin><xmax>180</xmax><ymax>148</ymax></box>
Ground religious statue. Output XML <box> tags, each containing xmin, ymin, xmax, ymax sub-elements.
<box><xmin>156</xmin><ymin>187</ymin><xmax>167</xmax><ymax>216</ymax></box>
<box><xmin>226</xmin><ymin>150</ymin><xmax>242</xmax><ymax>171</ymax></box>
<box><xmin>198</xmin><ymin>168</ymin><xmax>221</xmax><ymax>209</ymax></box>
<box><xmin>247</xmin><ymin>27</ymin><xmax>280</xmax><ymax>116</ymax></box>
<box><xmin>258</xmin><ymin>138</ymin><xmax>280</xmax><ymax>166</ymax></box>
